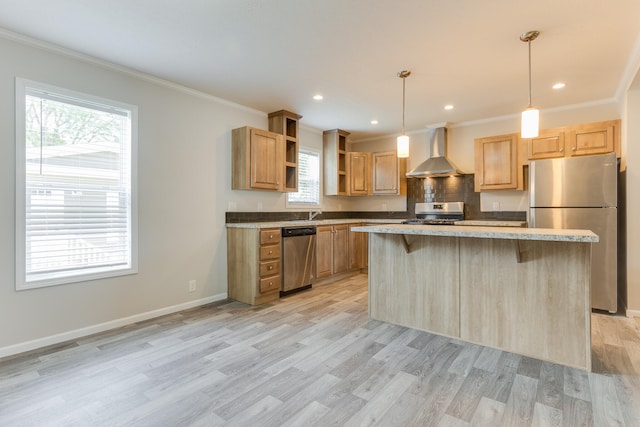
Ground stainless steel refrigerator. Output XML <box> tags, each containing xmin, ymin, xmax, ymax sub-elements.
<box><xmin>529</xmin><ymin>152</ymin><xmax>618</xmax><ymax>312</ymax></box>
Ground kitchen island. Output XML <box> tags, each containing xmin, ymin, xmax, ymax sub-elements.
<box><xmin>352</xmin><ymin>224</ymin><xmax>598</xmax><ymax>371</ymax></box>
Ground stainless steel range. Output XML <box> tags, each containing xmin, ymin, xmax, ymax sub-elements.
<box><xmin>402</xmin><ymin>202</ymin><xmax>464</xmax><ymax>225</ymax></box>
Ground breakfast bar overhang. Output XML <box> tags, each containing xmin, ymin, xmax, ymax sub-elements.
<box><xmin>352</xmin><ymin>224</ymin><xmax>599</xmax><ymax>371</ymax></box>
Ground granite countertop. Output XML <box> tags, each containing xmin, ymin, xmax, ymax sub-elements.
<box><xmin>351</xmin><ymin>224</ymin><xmax>598</xmax><ymax>243</ymax></box>
<box><xmin>225</xmin><ymin>218</ymin><xmax>404</xmax><ymax>229</ymax></box>
<box><xmin>454</xmin><ymin>220</ymin><xmax>527</xmax><ymax>227</ymax></box>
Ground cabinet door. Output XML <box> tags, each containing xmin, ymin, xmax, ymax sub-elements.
<box><xmin>349</xmin><ymin>224</ymin><xmax>364</xmax><ymax>270</ymax></box>
<box><xmin>528</xmin><ymin>131</ymin><xmax>566</xmax><ymax>160</ymax></box>
<box><xmin>568</xmin><ymin>122</ymin><xmax>615</xmax><ymax>157</ymax></box>
<box><xmin>474</xmin><ymin>134</ymin><xmax>520</xmax><ymax>191</ymax></box>
<box><xmin>372</xmin><ymin>151</ymin><xmax>399</xmax><ymax>194</ymax></box>
<box><xmin>315</xmin><ymin>225</ymin><xmax>334</xmax><ymax>278</ymax></box>
<box><xmin>250</xmin><ymin>128</ymin><xmax>283</xmax><ymax>190</ymax></box>
<box><xmin>348</xmin><ymin>152</ymin><xmax>371</xmax><ymax>196</ymax></box>
<box><xmin>332</xmin><ymin>224</ymin><xmax>349</xmax><ymax>274</ymax></box>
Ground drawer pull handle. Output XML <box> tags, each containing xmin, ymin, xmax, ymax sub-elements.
<box><xmin>268</xmin><ymin>266</ymin><xmax>273</xmax><ymax>270</ymax></box>
<box><xmin>269</xmin><ymin>282</ymin><xmax>273</xmax><ymax>286</ymax></box>
<box><xmin>269</xmin><ymin>250</ymin><xmax>273</xmax><ymax>254</ymax></box>
<box><xmin>269</xmin><ymin>234</ymin><xmax>273</xmax><ymax>239</ymax></box>
<box><xmin>572</xmin><ymin>147</ymin><xmax>576</xmax><ymax>151</ymax></box>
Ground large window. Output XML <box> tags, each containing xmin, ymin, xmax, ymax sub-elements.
<box><xmin>286</xmin><ymin>148</ymin><xmax>320</xmax><ymax>208</ymax></box>
<box><xmin>15</xmin><ymin>79</ymin><xmax>137</xmax><ymax>290</ymax></box>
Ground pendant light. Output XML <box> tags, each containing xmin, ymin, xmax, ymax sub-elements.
<box><xmin>397</xmin><ymin>70</ymin><xmax>411</xmax><ymax>158</ymax></box>
<box><xmin>520</xmin><ymin>30</ymin><xmax>540</xmax><ymax>138</ymax></box>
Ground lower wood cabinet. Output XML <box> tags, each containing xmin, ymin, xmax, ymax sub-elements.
<box><xmin>227</xmin><ymin>227</ymin><xmax>282</xmax><ymax>305</ymax></box>
<box><xmin>349</xmin><ymin>224</ymin><xmax>366</xmax><ymax>270</ymax></box>
<box><xmin>315</xmin><ymin>224</ymin><xmax>350</xmax><ymax>279</ymax></box>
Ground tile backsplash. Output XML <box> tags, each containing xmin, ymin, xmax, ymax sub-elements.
<box><xmin>407</xmin><ymin>174</ymin><xmax>526</xmax><ymax>221</ymax></box>
<box><xmin>227</xmin><ymin>174</ymin><xmax>526</xmax><ymax>223</ymax></box>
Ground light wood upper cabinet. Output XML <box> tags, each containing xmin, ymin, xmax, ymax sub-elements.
<box><xmin>347</xmin><ymin>152</ymin><xmax>371</xmax><ymax>196</ymax></box>
<box><xmin>323</xmin><ymin>130</ymin><xmax>405</xmax><ymax>197</ymax></box>
<box><xmin>525</xmin><ymin>119</ymin><xmax>620</xmax><ymax>161</ymax></box>
<box><xmin>474</xmin><ymin>133</ymin><xmax>522</xmax><ymax>191</ymax></box>
<box><xmin>372</xmin><ymin>151</ymin><xmax>406</xmax><ymax>195</ymax></box>
<box><xmin>323</xmin><ymin>129</ymin><xmax>349</xmax><ymax>196</ymax></box>
<box><xmin>568</xmin><ymin>121</ymin><xmax>616</xmax><ymax>157</ymax></box>
<box><xmin>232</xmin><ymin>126</ymin><xmax>283</xmax><ymax>191</ymax></box>
<box><xmin>268</xmin><ymin>110</ymin><xmax>302</xmax><ymax>192</ymax></box>
<box><xmin>528</xmin><ymin>130</ymin><xmax>566</xmax><ymax>160</ymax></box>
<box><xmin>372</xmin><ymin>151</ymin><xmax>397</xmax><ymax>194</ymax></box>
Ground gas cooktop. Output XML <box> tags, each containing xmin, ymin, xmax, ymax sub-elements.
<box><xmin>402</xmin><ymin>201</ymin><xmax>464</xmax><ymax>225</ymax></box>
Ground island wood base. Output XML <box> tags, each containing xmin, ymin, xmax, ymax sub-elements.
<box><xmin>368</xmin><ymin>233</ymin><xmax>592</xmax><ymax>370</ymax></box>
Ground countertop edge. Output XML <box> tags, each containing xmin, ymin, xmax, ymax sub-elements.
<box><xmin>351</xmin><ymin>224</ymin><xmax>598</xmax><ymax>243</ymax></box>
<box><xmin>225</xmin><ymin>219</ymin><xmax>404</xmax><ymax>228</ymax></box>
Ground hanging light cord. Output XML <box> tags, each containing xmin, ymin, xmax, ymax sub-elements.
<box><xmin>527</xmin><ymin>38</ymin><xmax>533</xmax><ymax>108</ymax></box>
<box><xmin>398</xmin><ymin>70</ymin><xmax>411</xmax><ymax>134</ymax></box>
<box><xmin>520</xmin><ymin>31</ymin><xmax>539</xmax><ymax>108</ymax></box>
<box><xmin>402</xmin><ymin>75</ymin><xmax>406</xmax><ymax>134</ymax></box>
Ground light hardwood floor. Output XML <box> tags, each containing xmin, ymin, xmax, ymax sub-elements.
<box><xmin>1</xmin><ymin>274</ymin><xmax>639</xmax><ymax>426</ymax></box>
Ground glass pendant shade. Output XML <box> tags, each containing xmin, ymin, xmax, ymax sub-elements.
<box><xmin>397</xmin><ymin>134</ymin><xmax>409</xmax><ymax>158</ymax></box>
<box><xmin>521</xmin><ymin>106</ymin><xmax>539</xmax><ymax>138</ymax></box>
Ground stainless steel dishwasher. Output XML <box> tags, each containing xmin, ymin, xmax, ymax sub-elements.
<box><xmin>281</xmin><ymin>226</ymin><xmax>316</xmax><ymax>296</ymax></box>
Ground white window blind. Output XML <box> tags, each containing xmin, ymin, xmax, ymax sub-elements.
<box><xmin>16</xmin><ymin>79</ymin><xmax>137</xmax><ymax>290</ymax></box>
<box><xmin>287</xmin><ymin>148</ymin><xmax>320</xmax><ymax>207</ymax></box>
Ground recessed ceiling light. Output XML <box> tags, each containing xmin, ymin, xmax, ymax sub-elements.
<box><xmin>313</xmin><ymin>94</ymin><xmax>323</xmax><ymax>100</ymax></box>
<box><xmin>552</xmin><ymin>82</ymin><xmax>566</xmax><ymax>89</ymax></box>
<box><xmin>370</xmin><ymin>120</ymin><xmax>379</xmax><ymax>125</ymax></box>
<box><xmin>444</xmin><ymin>104</ymin><xmax>454</xmax><ymax>110</ymax></box>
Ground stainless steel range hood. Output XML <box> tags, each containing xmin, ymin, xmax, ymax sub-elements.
<box><xmin>406</xmin><ymin>123</ymin><xmax>463</xmax><ymax>178</ymax></box>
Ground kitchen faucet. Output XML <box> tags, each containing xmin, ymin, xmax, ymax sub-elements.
<box><xmin>308</xmin><ymin>210</ymin><xmax>321</xmax><ymax>221</ymax></box>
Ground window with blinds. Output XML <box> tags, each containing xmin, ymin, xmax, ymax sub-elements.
<box><xmin>286</xmin><ymin>148</ymin><xmax>321</xmax><ymax>207</ymax></box>
<box><xmin>15</xmin><ymin>79</ymin><xmax>138</xmax><ymax>290</ymax></box>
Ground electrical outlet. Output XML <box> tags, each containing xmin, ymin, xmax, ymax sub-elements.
<box><xmin>188</xmin><ymin>280</ymin><xmax>196</xmax><ymax>292</ymax></box>
<box><xmin>492</xmin><ymin>201</ymin><xmax>500</xmax><ymax>211</ymax></box>
<box><xmin>257</xmin><ymin>202</ymin><xmax>263</xmax><ymax>212</ymax></box>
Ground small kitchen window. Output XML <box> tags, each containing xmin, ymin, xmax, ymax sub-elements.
<box><xmin>15</xmin><ymin>78</ymin><xmax>138</xmax><ymax>290</ymax></box>
<box><xmin>286</xmin><ymin>148</ymin><xmax>320</xmax><ymax>208</ymax></box>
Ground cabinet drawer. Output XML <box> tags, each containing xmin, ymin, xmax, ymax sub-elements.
<box><xmin>260</xmin><ymin>229</ymin><xmax>281</xmax><ymax>245</ymax></box>
<box><xmin>260</xmin><ymin>244</ymin><xmax>281</xmax><ymax>260</ymax></box>
<box><xmin>259</xmin><ymin>275</ymin><xmax>281</xmax><ymax>293</ymax></box>
<box><xmin>260</xmin><ymin>260</ymin><xmax>280</xmax><ymax>277</ymax></box>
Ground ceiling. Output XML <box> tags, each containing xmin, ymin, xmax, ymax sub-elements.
<box><xmin>1</xmin><ymin>0</ymin><xmax>639</xmax><ymax>140</ymax></box>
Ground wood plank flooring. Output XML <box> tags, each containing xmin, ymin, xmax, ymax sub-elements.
<box><xmin>1</xmin><ymin>274</ymin><xmax>639</xmax><ymax>426</ymax></box>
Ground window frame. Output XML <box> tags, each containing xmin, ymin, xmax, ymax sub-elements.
<box><xmin>15</xmin><ymin>78</ymin><xmax>138</xmax><ymax>290</ymax></box>
<box><xmin>286</xmin><ymin>147</ymin><xmax>321</xmax><ymax>209</ymax></box>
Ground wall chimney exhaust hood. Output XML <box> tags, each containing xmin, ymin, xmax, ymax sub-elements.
<box><xmin>406</xmin><ymin>123</ymin><xmax>463</xmax><ymax>178</ymax></box>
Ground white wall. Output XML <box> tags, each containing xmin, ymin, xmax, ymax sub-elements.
<box><xmin>624</xmin><ymin>83</ymin><xmax>640</xmax><ymax>312</ymax></box>
<box><xmin>0</xmin><ymin>30</ymin><xmax>634</xmax><ymax>354</ymax></box>
<box><xmin>0</xmin><ymin>34</ymin><xmax>328</xmax><ymax>354</ymax></box>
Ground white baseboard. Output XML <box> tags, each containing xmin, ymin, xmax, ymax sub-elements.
<box><xmin>626</xmin><ymin>308</ymin><xmax>640</xmax><ymax>318</ymax></box>
<box><xmin>0</xmin><ymin>293</ymin><xmax>228</xmax><ymax>359</ymax></box>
